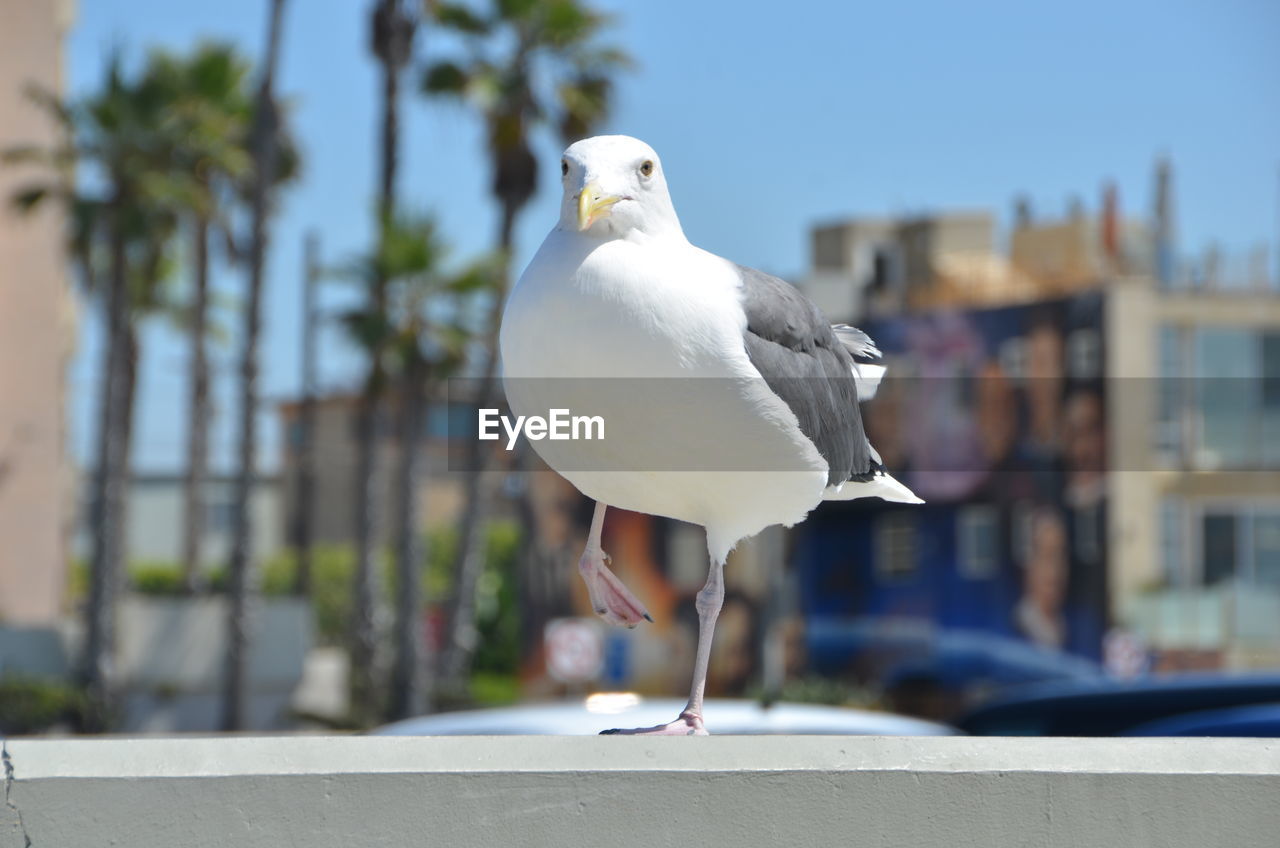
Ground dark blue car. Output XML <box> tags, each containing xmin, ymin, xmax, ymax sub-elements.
<box><xmin>956</xmin><ymin>673</ymin><xmax>1280</xmax><ymax>736</ymax></box>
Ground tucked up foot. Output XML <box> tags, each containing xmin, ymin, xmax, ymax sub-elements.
<box><xmin>600</xmin><ymin>711</ymin><xmax>707</xmax><ymax>736</ymax></box>
<box><xmin>579</xmin><ymin>548</ymin><xmax>653</xmax><ymax>629</ymax></box>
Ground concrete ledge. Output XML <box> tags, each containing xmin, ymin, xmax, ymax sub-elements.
<box><xmin>4</xmin><ymin>736</ymin><xmax>1278</xmax><ymax>847</ymax></box>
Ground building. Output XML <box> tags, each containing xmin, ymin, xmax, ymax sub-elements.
<box><xmin>805</xmin><ymin>211</ymin><xmax>1052</xmax><ymax>323</ymax></box>
<box><xmin>1112</xmin><ymin>280</ymin><xmax>1280</xmax><ymax>670</ymax></box>
<box><xmin>797</xmin><ymin>159</ymin><xmax>1280</xmax><ymax>687</ymax></box>
<box><xmin>276</xmin><ymin>394</ymin><xmax>491</xmax><ymax>547</ymax></box>
<box><xmin>0</xmin><ymin>0</ymin><xmax>76</xmax><ymax>624</ymax></box>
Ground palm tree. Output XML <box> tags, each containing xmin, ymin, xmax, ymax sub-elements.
<box><xmin>5</xmin><ymin>57</ymin><xmax>189</xmax><ymax>729</ymax></box>
<box><xmin>294</xmin><ymin>230</ymin><xmax>322</xmax><ymax>595</ymax></box>
<box><xmin>348</xmin><ymin>0</ymin><xmax>421</xmax><ymax>727</ymax></box>
<box><xmin>337</xmin><ymin>213</ymin><xmax>494</xmax><ymax>721</ymax></box>
<box><xmin>144</xmin><ymin>45</ymin><xmax>256</xmax><ymax>593</ymax></box>
<box><xmin>222</xmin><ymin>0</ymin><xmax>294</xmax><ymax>731</ymax></box>
<box><xmin>421</xmin><ymin>0</ymin><xmax>629</xmax><ymax>695</ymax></box>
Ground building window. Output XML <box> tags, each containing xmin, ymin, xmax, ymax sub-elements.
<box><xmin>426</xmin><ymin>402</ymin><xmax>476</xmax><ymax>440</ymax></box>
<box><xmin>1066</xmin><ymin>327</ymin><xmax>1102</xmax><ymax>380</ymax></box>
<box><xmin>957</xmin><ymin>506</ymin><xmax>998</xmax><ymax>579</ymax></box>
<box><xmin>1159</xmin><ymin>499</ymin><xmax>1187</xmax><ymax>587</ymax></box>
<box><xmin>426</xmin><ymin>402</ymin><xmax>479</xmax><ymax>440</ymax></box>
<box><xmin>998</xmin><ymin>335</ymin><xmax>1027</xmax><ymax>381</ymax></box>
<box><xmin>1201</xmin><ymin>513</ymin><xmax>1238</xmax><ymax>586</ymax></box>
<box><xmin>870</xmin><ymin>246</ymin><xmax>900</xmax><ymax>290</ymax></box>
<box><xmin>1195</xmin><ymin>328</ymin><xmax>1258</xmax><ymax>469</ymax></box>
<box><xmin>1264</xmin><ymin>333</ymin><xmax>1280</xmax><ymax>468</ymax></box>
<box><xmin>1010</xmin><ymin>499</ymin><xmax>1035</xmax><ymax>561</ymax></box>
<box><xmin>1155</xmin><ymin>326</ymin><xmax>1280</xmax><ymax>469</ymax></box>
<box><xmin>1156</xmin><ymin>325</ymin><xmax>1185</xmax><ymax>459</ymax></box>
<box><xmin>875</xmin><ymin>512</ymin><xmax>918</xmax><ymax>582</ymax></box>
<box><xmin>1194</xmin><ymin>504</ymin><xmax>1280</xmax><ymax>587</ymax></box>
<box><xmin>287</xmin><ymin>418</ymin><xmax>304</xmax><ymax>449</ymax></box>
<box><xmin>1254</xmin><ymin>513</ymin><xmax>1280</xmax><ymax>586</ymax></box>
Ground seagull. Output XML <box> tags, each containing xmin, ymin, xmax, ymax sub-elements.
<box><xmin>500</xmin><ymin>135</ymin><xmax>921</xmax><ymax>735</ymax></box>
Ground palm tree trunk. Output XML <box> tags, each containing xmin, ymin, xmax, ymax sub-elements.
<box><xmin>351</xmin><ymin>0</ymin><xmax>416</xmax><ymax>724</ymax></box>
<box><xmin>293</xmin><ymin>232</ymin><xmax>320</xmax><ymax>595</ymax></box>
<box><xmin>119</xmin><ymin>329</ymin><xmax>139</xmax><ymax>542</ymax></box>
<box><xmin>350</xmin><ymin>387</ymin><xmax>386</xmax><ymax>723</ymax></box>
<box><xmin>387</xmin><ymin>358</ymin><xmax>426</xmax><ymax>720</ymax></box>
<box><xmin>222</xmin><ymin>0</ymin><xmax>287</xmax><ymax>732</ymax></box>
<box><xmin>181</xmin><ymin>214</ymin><xmax>211</xmax><ymax>592</ymax></box>
<box><xmin>438</xmin><ymin>201</ymin><xmax>519</xmax><ymax>695</ymax></box>
<box><xmin>374</xmin><ymin>0</ymin><xmax>404</xmax><ymax>225</ymax></box>
<box><xmin>80</xmin><ymin>212</ymin><xmax>130</xmax><ymax>731</ymax></box>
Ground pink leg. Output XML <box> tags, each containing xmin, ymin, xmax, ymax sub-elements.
<box><xmin>579</xmin><ymin>501</ymin><xmax>652</xmax><ymax>629</ymax></box>
<box><xmin>601</xmin><ymin>554</ymin><xmax>724</xmax><ymax>736</ymax></box>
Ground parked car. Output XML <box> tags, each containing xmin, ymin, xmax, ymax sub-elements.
<box><xmin>1121</xmin><ymin>703</ymin><xmax>1280</xmax><ymax>737</ymax></box>
<box><xmin>807</xmin><ymin>620</ymin><xmax>1104</xmax><ymax>689</ymax></box>
<box><xmin>374</xmin><ymin>695</ymin><xmax>957</xmax><ymax>736</ymax></box>
<box><xmin>956</xmin><ymin>673</ymin><xmax>1280</xmax><ymax>736</ymax></box>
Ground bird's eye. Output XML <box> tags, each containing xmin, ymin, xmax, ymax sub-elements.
<box><xmin>639</xmin><ymin>160</ymin><xmax>654</xmax><ymax>177</ymax></box>
<box><xmin>561</xmin><ymin>160</ymin><xmax>569</xmax><ymax>177</ymax></box>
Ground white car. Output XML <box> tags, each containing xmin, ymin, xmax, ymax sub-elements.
<box><xmin>374</xmin><ymin>694</ymin><xmax>957</xmax><ymax>736</ymax></box>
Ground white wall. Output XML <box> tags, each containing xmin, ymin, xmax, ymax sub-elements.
<box><xmin>72</xmin><ymin>476</ymin><xmax>283</xmax><ymax>567</ymax></box>
<box><xmin>4</xmin><ymin>736</ymin><xmax>1278</xmax><ymax>848</ymax></box>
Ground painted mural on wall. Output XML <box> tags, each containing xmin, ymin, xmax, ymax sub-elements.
<box><xmin>797</xmin><ymin>291</ymin><xmax>1109</xmax><ymax>690</ymax></box>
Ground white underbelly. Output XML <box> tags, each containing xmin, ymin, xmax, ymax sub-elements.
<box><xmin>506</xmin><ymin>375</ymin><xmax>824</xmax><ymax>535</ymax></box>
<box><xmin>501</xmin><ymin>242</ymin><xmax>829</xmax><ymax>548</ymax></box>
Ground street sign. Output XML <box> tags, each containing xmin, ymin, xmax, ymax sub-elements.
<box><xmin>545</xmin><ymin>618</ymin><xmax>603</xmax><ymax>683</ymax></box>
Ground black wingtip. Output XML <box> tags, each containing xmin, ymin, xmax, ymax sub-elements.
<box><xmin>642</xmin><ymin>612</ymin><xmax>654</xmax><ymax>623</ymax></box>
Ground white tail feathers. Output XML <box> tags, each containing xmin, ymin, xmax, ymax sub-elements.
<box><xmin>827</xmin><ymin>322</ymin><xmax>916</xmax><ymax>504</ymax></box>
<box><xmin>823</xmin><ymin>471</ymin><xmax>924</xmax><ymax>504</ymax></box>
<box><xmin>831</xmin><ymin>324</ymin><xmax>882</xmax><ymax>360</ymax></box>
<box><xmin>833</xmin><ymin>323</ymin><xmax>885</xmax><ymax>400</ymax></box>
<box><xmin>853</xmin><ymin>362</ymin><xmax>885</xmax><ymax>400</ymax></box>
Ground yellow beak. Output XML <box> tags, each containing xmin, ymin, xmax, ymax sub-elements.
<box><xmin>577</xmin><ymin>182</ymin><xmax>620</xmax><ymax>231</ymax></box>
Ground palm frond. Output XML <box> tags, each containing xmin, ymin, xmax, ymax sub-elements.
<box><xmin>422</xmin><ymin>61</ymin><xmax>471</xmax><ymax>97</ymax></box>
<box><xmin>538</xmin><ymin>0</ymin><xmax>599</xmax><ymax>48</ymax></box>
<box><xmin>21</xmin><ymin>82</ymin><xmax>76</xmax><ymax>129</ymax></box>
<box><xmin>431</xmin><ymin>1</ymin><xmax>492</xmax><ymax>34</ymax></box>
<box><xmin>9</xmin><ymin>184</ymin><xmax>52</xmax><ymax>213</ymax></box>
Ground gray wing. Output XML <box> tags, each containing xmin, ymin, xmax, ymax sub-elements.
<box><xmin>737</xmin><ymin>264</ymin><xmax>878</xmax><ymax>487</ymax></box>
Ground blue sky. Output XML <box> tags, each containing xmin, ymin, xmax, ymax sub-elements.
<box><xmin>65</xmin><ymin>0</ymin><xmax>1280</xmax><ymax>472</ymax></box>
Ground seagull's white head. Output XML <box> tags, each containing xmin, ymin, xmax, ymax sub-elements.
<box><xmin>558</xmin><ymin>135</ymin><xmax>684</xmax><ymax>241</ymax></box>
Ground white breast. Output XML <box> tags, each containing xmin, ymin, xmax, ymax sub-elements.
<box><xmin>501</xmin><ymin>230</ymin><xmax>829</xmax><ymax>558</ymax></box>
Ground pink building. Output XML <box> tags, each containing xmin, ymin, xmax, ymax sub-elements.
<box><xmin>0</xmin><ymin>0</ymin><xmax>76</xmax><ymax>624</ymax></box>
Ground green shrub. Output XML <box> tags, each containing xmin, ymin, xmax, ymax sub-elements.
<box><xmin>471</xmin><ymin>521</ymin><xmax>521</xmax><ymax>678</ymax></box>
<box><xmin>469</xmin><ymin>671</ymin><xmax>521</xmax><ymax>706</ymax></box>
<box><xmin>260</xmin><ymin>545</ymin><xmax>357</xmax><ymax>646</ymax></box>
<box><xmin>259</xmin><ymin>525</ymin><xmax>518</xmax><ymax>651</ymax></box>
<box><xmin>0</xmin><ymin>677</ymin><xmax>85</xmax><ymax>735</ymax></box>
<box><xmin>129</xmin><ymin>561</ymin><xmax>188</xmax><ymax>595</ymax></box>
<box><xmin>67</xmin><ymin>559</ymin><xmax>89</xmax><ymax>606</ymax></box>
<box><xmin>107</xmin><ymin>522</ymin><xmax>523</xmax><ymax>670</ymax></box>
